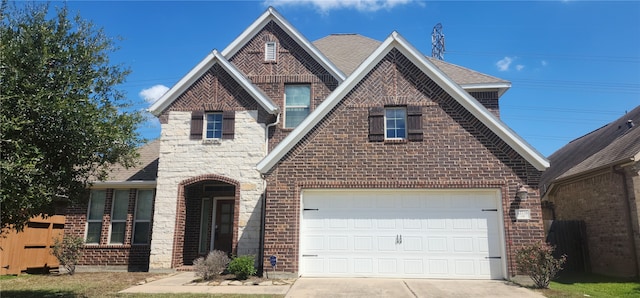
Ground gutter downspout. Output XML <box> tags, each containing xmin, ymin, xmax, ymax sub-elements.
<box><xmin>259</xmin><ymin>113</ymin><xmax>280</xmax><ymax>277</ymax></box>
<box><xmin>613</xmin><ymin>163</ymin><xmax>640</xmax><ymax>279</ymax></box>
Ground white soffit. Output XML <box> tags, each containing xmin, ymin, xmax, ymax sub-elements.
<box><xmin>256</xmin><ymin>32</ymin><xmax>549</xmax><ymax>173</ymax></box>
<box><xmin>221</xmin><ymin>7</ymin><xmax>346</xmax><ymax>83</ymax></box>
<box><xmin>148</xmin><ymin>50</ymin><xmax>278</xmax><ymax>116</ymax></box>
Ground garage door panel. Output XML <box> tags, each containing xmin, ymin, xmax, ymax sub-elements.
<box><xmin>300</xmin><ymin>190</ymin><xmax>504</xmax><ymax>279</ymax></box>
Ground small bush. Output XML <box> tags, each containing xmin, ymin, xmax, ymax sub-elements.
<box><xmin>193</xmin><ymin>250</ymin><xmax>230</xmax><ymax>280</ymax></box>
<box><xmin>227</xmin><ymin>255</ymin><xmax>256</xmax><ymax>280</ymax></box>
<box><xmin>51</xmin><ymin>234</ymin><xmax>84</xmax><ymax>275</ymax></box>
<box><xmin>516</xmin><ymin>241</ymin><xmax>567</xmax><ymax>288</ymax></box>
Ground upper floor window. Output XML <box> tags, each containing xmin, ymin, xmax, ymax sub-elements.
<box><xmin>205</xmin><ymin>113</ymin><xmax>223</xmax><ymax>139</ymax></box>
<box><xmin>284</xmin><ymin>84</ymin><xmax>311</xmax><ymax>128</ymax></box>
<box><xmin>265</xmin><ymin>42</ymin><xmax>277</xmax><ymax>62</ymax></box>
<box><xmin>190</xmin><ymin>111</ymin><xmax>235</xmax><ymax>140</ymax></box>
<box><xmin>385</xmin><ymin>107</ymin><xmax>407</xmax><ymax>140</ymax></box>
<box><xmin>369</xmin><ymin>105</ymin><xmax>423</xmax><ymax>142</ymax></box>
<box><xmin>86</xmin><ymin>190</ymin><xmax>106</xmax><ymax>244</ymax></box>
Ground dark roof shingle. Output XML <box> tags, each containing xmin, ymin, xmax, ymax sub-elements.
<box><xmin>313</xmin><ymin>33</ymin><xmax>509</xmax><ymax>85</ymax></box>
<box><xmin>105</xmin><ymin>139</ymin><xmax>159</xmax><ymax>181</ymax></box>
<box><xmin>541</xmin><ymin>105</ymin><xmax>640</xmax><ymax>189</ymax></box>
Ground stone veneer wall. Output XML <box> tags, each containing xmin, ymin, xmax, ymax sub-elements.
<box><xmin>149</xmin><ymin>110</ymin><xmax>266</xmax><ymax>270</ymax></box>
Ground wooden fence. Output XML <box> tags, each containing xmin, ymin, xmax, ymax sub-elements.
<box><xmin>0</xmin><ymin>215</ymin><xmax>65</xmax><ymax>275</ymax></box>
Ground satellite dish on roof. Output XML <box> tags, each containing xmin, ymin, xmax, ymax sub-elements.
<box><xmin>431</xmin><ymin>23</ymin><xmax>445</xmax><ymax>60</ymax></box>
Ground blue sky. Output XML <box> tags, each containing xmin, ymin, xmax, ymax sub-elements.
<box><xmin>51</xmin><ymin>0</ymin><xmax>639</xmax><ymax>156</ymax></box>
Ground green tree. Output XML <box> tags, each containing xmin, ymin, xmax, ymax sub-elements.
<box><xmin>0</xmin><ymin>2</ymin><xmax>144</xmax><ymax>231</ymax></box>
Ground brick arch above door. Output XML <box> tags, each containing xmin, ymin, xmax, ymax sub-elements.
<box><xmin>172</xmin><ymin>174</ymin><xmax>241</xmax><ymax>268</ymax></box>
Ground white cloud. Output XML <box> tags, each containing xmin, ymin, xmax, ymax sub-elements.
<box><xmin>516</xmin><ymin>64</ymin><xmax>525</xmax><ymax>71</ymax></box>
<box><xmin>264</xmin><ymin>0</ymin><xmax>414</xmax><ymax>13</ymax></box>
<box><xmin>496</xmin><ymin>56</ymin><xmax>513</xmax><ymax>72</ymax></box>
<box><xmin>139</xmin><ymin>85</ymin><xmax>169</xmax><ymax>104</ymax></box>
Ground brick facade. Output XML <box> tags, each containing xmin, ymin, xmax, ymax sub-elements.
<box><xmin>262</xmin><ymin>48</ymin><xmax>545</xmax><ymax>276</ymax></box>
<box><xmin>64</xmin><ymin>188</ymin><xmax>154</xmax><ymax>271</ymax></box>
<box><xmin>545</xmin><ymin>165</ymin><xmax>640</xmax><ymax>277</ymax></box>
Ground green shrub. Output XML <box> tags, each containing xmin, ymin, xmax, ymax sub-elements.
<box><xmin>193</xmin><ymin>250</ymin><xmax>230</xmax><ymax>280</ymax></box>
<box><xmin>516</xmin><ymin>241</ymin><xmax>567</xmax><ymax>288</ymax></box>
<box><xmin>51</xmin><ymin>234</ymin><xmax>84</xmax><ymax>275</ymax></box>
<box><xmin>227</xmin><ymin>255</ymin><xmax>256</xmax><ymax>280</ymax></box>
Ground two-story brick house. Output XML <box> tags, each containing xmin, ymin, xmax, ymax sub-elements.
<box><xmin>65</xmin><ymin>7</ymin><xmax>549</xmax><ymax>279</ymax></box>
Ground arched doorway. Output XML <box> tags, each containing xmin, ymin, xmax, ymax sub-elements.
<box><xmin>173</xmin><ymin>175</ymin><xmax>239</xmax><ymax>267</ymax></box>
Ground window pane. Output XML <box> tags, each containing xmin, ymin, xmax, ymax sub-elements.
<box><xmin>88</xmin><ymin>190</ymin><xmax>106</xmax><ymax>220</ymax></box>
<box><xmin>112</xmin><ymin>190</ymin><xmax>129</xmax><ymax>220</ymax></box>
<box><xmin>385</xmin><ymin>108</ymin><xmax>407</xmax><ymax>139</ymax></box>
<box><xmin>86</xmin><ymin>222</ymin><xmax>102</xmax><ymax>244</ymax></box>
<box><xmin>110</xmin><ymin>222</ymin><xmax>126</xmax><ymax>244</ymax></box>
<box><xmin>133</xmin><ymin>222</ymin><xmax>150</xmax><ymax>244</ymax></box>
<box><xmin>285</xmin><ymin>85</ymin><xmax>310</xmax><ymax>106</ymax></box>
<box><xmin>285</xmin><ymin>107</ymin><xmax>310</xmax><ymax>128</ymax></box>
<box><xmin>206</xmin><ymin>113</ymin><xmax>223</xmax><ymax>139</ymax></box>
<box><xmin>135</xmin><ymin>190</ymin><xmax>154</xmax><ymax>221</ymax></box>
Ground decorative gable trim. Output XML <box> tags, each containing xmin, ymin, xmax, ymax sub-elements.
<box><xmin>221</xmin><ymin>6</ymin><xmax>345</xmax><ymax>83</ymax></box>
<box><xmin>256</xmin><ymin>31</ymin><xmax>549</xmax><ymax>173</ymax></box>
<box><xmin>148</xmin><ymin>50</ymin><xmax>279</xmax><ymax>116</ymax></box>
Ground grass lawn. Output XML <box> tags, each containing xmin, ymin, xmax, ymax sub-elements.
<box><xmin>536</xmin><ymin>273</ymin><xmax>640</xmax><ymax>298</ymax></box>
<box><xmin>0</xmin><ymin>272</ymin><xmax>284</xmax><ymax>298</ymax></box>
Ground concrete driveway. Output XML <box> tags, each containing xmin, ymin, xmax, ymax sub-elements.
<box><xmin>285</xmin><ymin>278</ymin><xmax>545</xmax><ymax>298</ymax></box>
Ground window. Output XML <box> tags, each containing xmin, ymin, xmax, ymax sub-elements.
<box><xmin>132</xmin><ymin>190</ymin><xmax>154</xmax><ymax>244</ymax></box>
<box><xmin>205</xmin><ymin>113</ymin><xmax>223</xmax><ymax>139</ymax></box>
<box><xmin>385</xmin><ymin>107</ymin><xmax>407</xmax><ymax>139</ymax></box>
<box><xmin>284</xmin><ymin>85</ymin><xmax>311</xmax><ymax>128</ymax></box>
<box><xmin>369</xmin><ymin>105</ymin><xmax>423</xmax><ymax>142</ymax></box>
<box><xmin>190</xmin><ymin>111</ymin><xmax>235</xmax><ymax>140</ymax></box>
<box><xmin>86</xmin><ymin>190</ymin><xmax>106</xmax><ymax>244</ymax></box>
<box><xmin>265</xmin><ymin>42</ymin><xmax>277</xmax><ymax>61</ymax></box>
<box><xmin>109</xmin><ymin>190</ymin><xmax>129</xmax><ymax>244</ymax></box>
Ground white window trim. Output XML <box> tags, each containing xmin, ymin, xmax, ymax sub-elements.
<box><xmin>132</xmin><ymin>189</ymin><xmax>154</xmax><ymax>245</ymax></box>
<box><xmin>204</xmin><ymin>112</ymin><xmax>223</xmax><ymax>140</ymax></box>
<box><xmin>384</xmin><ymin>107</ymin><xmax>408</xmax><ymax>140</ymax></box>
<box><xmin>284</xmin><ymin>84</ymin><xmax>311</xmax><ymax>129</ymax></box>
<box><xmin>265</xmin><ymin>42</ymin><xmax>277</xmax><ymax>61</ymax></box>
<box><xmin>85</xmin><ymin>190</ymin><xmax>105</xmax><ymax>245</ymax></box>
<box><xmin>109</xmin><ymin>190</ymin><xmax>129</xmax><ymax>244</ymax></box>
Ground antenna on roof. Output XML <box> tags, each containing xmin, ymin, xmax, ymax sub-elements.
<box><xmin>431</xmin><ymin>23</ymin><xmax>445</xmax><ymax>60</ymax></box>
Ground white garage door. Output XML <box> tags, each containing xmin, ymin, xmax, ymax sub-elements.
<box><xmin>300</xmin><ymin>189</ymin><xmax>505</xmax><ymax>279</ymax></box>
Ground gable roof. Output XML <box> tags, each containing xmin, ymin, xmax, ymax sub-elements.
<box><xmin>92</xmin><ymin>140</ymin><xmax>160</xmax><ymax>188</ymax></box>
<box><xmin>313</xmin><ymin>33</ymin><xmax>511</xmax><ymax>96</ymax></box>
<box><xmin>541</xmin><ymin>105</ymin><xmax>640</xmax><ymax>190</ymax></box>
<box><xmin>256</xmin><ymin>31</ymin><xmax>549</xmax><ymax>173</ymax></box>
<box><xmin>221</xmin><ymin>7</ymin><xmax>346</xmax><ymax>83</ymax></box>
<box><xmin>148</xmin><ymin>50</ymin><xmax>278</xmax><ymax>116</ymax></box>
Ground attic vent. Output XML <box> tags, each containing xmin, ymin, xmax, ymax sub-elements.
<box><xmin>265</xmin><ymin>42</ymin><xmax>277</xmax><ymax>61</ymax></box>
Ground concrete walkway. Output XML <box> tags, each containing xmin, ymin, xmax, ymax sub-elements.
<box><xmin>120</xmin><ymin>272</ymin><xmax>545</xmax><ymax>297</ymax></box>
<box><xmin>119</xmin><ymin>272</ymin><xmax>291</xmax><ymax>295</ymax></box>
<box><xmin>286</xmin><ymin>278</ymin><xmax>546</xmax><ymax>298</ymax></box>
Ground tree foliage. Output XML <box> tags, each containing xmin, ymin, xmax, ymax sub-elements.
<box><xmin>0</xmin><ymin>1</ymin><xmax>144</xmax><ymax>231</ymax></box>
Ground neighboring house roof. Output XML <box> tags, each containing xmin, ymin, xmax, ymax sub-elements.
<box><xmin>148</xmin><ymin>50</ymin><xmax>279</xmax><ymax>116</ymax></box>
<box><xmin>222</xmin><ymin>7</ymin><xmax>346</xmax><ymax>83</ymax></box>
<box><xmin>256</xmin><ymin>31</ymin><xmax>550</xmax><ymax>173</ymax></box>
<box><xmin>541</xmin><ymin>105</ymin><xmax>640</xmax><ymax>190</ymax></box>
<box><xmin>313</xmin><ymin>33</ymin><xmax>511</xmax><ymax>95</ymax></box>
<box><xmin>93</xmin><ymin>140</ymin><xmax>160</xmax><ymax>188</ymax></box>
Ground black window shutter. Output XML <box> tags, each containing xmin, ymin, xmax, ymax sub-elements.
<box><xmin>190</xmin><ymin>111</ymin><xmax>204</xmax><ymax>140</ymax></box>
<box><xmin>407</xmin><ymin>105</ymin><xmax>423</xmax><ymax>141</ymax></box>
<box><xmin>369</xmin><ymin>107</ymin><xmax>384</xmax><ymax>142</ymax></box>
<box><xmin>222</xmin><ymin>110</ymin><xmax>235</xmax><ymax>139</ymax></box>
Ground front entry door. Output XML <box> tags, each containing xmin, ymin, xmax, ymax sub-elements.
<box><xmin>213</xmin><ymin>199</ymin><xmax>234</xmax><ymax>254</ymax></box>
